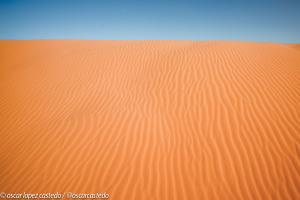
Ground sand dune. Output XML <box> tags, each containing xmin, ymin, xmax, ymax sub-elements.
<box><xmin>0</xmin><ymin>41</ymin><xmax>300</xmax><ymax>200</ymax></box>
<box><xmin>289</xmin><ymin>44</ymin><xmax>300</xmax><ymax>51</ymax></box>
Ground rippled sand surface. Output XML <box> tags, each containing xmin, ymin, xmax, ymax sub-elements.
<box><xmin>0</xmin><ymin>41</ymin><xmax>300</xmax><ymax>200</ymax></box>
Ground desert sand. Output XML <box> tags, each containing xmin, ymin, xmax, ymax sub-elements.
<box><xmin>290</xmin><ymin>44</ymin><xmax>300</xmax><ymax>51</ymax></box>
<box><xmin>0</xmin><ymin>41</ymin><xmax>300</xmax><ymax>200</ymax></box>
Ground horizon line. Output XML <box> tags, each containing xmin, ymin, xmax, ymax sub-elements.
<box><xmin>0</xmin><ymin>39</ymin><xmax>298</xmax><ymax>45</ymax></box>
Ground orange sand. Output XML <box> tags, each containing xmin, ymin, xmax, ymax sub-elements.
<box><xmin>0</xmin><ymin>41</ymin><xmax>300</xmax><ymax>200</ymax></box>
<box><xmin>289</xmin><ymin>44</ymin><xmax>300</xmax><ymax>51</ymax></box>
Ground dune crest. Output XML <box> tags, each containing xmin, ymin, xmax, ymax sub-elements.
<box><xmin>0</xmin><ymin>41</ymin><xmax>300</xmax><ymax>200</ymax></box>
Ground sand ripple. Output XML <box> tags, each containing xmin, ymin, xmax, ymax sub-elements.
<box><xmin>0</xmin><ymin>41</ymin><xmax>300</xmax><ymax>199</ymax></box>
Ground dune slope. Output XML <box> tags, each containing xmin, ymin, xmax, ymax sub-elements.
<box><xmin>289</xmin><ymin>44</ymin><xmax>300</xmax><ymax>51</ymax></box>
<box><xmin>0</xmin><ymin>41</ymin><xmax>300</xmax><ymax>200</ymax></box>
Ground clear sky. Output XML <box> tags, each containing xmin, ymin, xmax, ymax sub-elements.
<box><xmin>0</xmin><ymin>0</ymin><xmax>299</xmax><ymax>43</ymax></box>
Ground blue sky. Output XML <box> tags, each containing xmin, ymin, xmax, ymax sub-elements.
<box><xmin>0</xmin><ymin>0</ymin><xmax>299</xmax><ymax>42</ymax></box>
